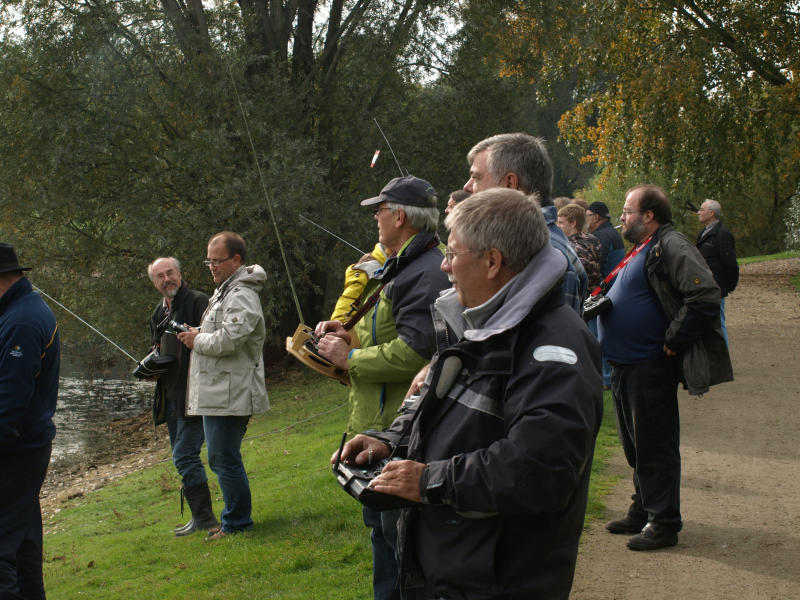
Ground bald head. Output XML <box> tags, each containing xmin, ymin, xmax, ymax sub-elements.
<box><xmin>148</xmin><ymin>257</ymin><xmax>182</xmax><ymax>299</ymax></box>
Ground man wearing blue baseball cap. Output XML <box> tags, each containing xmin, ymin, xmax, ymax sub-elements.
<box><xmin>315</xmin><ymin>176</ymin><xmax>450</xmax><ymax>600</ymax></box>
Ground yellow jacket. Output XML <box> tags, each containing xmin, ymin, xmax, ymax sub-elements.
<box><xmin>330</xmin><ymin>243</ymin><xmax>387</xmax><ymax>322</ymax></box>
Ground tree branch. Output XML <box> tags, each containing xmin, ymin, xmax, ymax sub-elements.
<box><xmin>672</xmin><ymin>0</ymin><xmax>789</xmax><ymax>86</ymax></box>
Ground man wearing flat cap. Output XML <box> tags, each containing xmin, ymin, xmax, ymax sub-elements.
<box><xmin>0</xmin><ymin>243</ymin><xmax>60</xmax><ymax>600</ymax></box>
<box><xmin>315</xmin><ymin>175</ymin><xmax>450</xmax><ymax>600</ymax></box>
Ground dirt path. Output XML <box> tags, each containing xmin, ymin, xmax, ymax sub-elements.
<box><xmin>571</xmin><ymin>258</ymin><xmax>800</xmax><ymax>600</ymax></box>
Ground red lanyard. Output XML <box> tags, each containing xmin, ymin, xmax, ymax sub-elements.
<box><xmin>589</xmin><ymin>235</ymin><xmax>653</xmax><ymax>297</ymax></box>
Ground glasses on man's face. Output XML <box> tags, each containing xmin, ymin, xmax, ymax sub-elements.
<box><xmin>444</xmin><ymin>247</ymin><xmax>476</xmax><ymax>264</ymax></box>
<box><xmin>203</xmin><ymin>256</ymin><xmax>233</xmax><ymax>267</ymax></box>
<box><xmin>585</xmin><ymin>212</ymin><xmax>596</xmax><ymax>218</ymax></box>
<box><xmin>153</xmin><ymin>269</ymin><xmax>178</xmax><ymax>281</ymax></box>
<box><xmin>373</xmin><ymin>206</ymin><xmax>393</xmax><ymax>217</ymax></box>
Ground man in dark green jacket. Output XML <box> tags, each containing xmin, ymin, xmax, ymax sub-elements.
<box><xmin>315</xmin><ymin>176</ymin><xmax>450</xmax><ymax>600</ymax></box>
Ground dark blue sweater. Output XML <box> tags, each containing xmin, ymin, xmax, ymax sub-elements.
<box><xmin>0</xmin><ymin>277</ymin><xmax>60</xmax><ymax>452</ymax></box>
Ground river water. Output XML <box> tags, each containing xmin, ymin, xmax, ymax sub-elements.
<box><xmin>52</xmin><ymin>375</ymin><xmax>153</xmax><ymax>466</ymax></box>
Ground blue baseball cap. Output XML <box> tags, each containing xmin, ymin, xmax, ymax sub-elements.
<box><xmin>360</xmin><ymin>176</ymin><xmax>437</xmax><ymax>208</ymax></box>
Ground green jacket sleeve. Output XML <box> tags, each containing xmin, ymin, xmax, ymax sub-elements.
<box><xmin>348</xmin><ymin>336</ymin><xmax>428</xmax><ymax>383</ymax></box>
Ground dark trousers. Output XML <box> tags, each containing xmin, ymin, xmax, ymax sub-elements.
<box><xmin>611</xmin><ymin>355</ymin><xmax>683</xmax><ymax>530</ymax></box>
<box><xmin>0</xmin><ymin>443</ymin><xmax>52</xmax><ymax>600</ymax></box>
<box><xmin>363</xmin><ymin>506</ymin><xmax>401</xmax><ymax>600</ymax></box>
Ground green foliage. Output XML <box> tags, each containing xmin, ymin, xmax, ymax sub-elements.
<box><xmin>783</xmin><ymin>184</ymin><xmax>800</xmax><ymax>250</ymax></box>
<box><xmin>495</xmin><ymin>0</ymin><xmax>800</xmax><ymax>255</ymax></box>
<box><xmin>0</xmin><ymin>1</ymin><xmax>596</xmax><ymax>359</ymax></box>
<box><xmin>42</xmin><ymin>371</ymin><xmax>620</xmax><ymax>598</ymax></box>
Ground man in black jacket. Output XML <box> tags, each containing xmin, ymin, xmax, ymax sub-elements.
<box><xmin>696</xmin><ymin>199</ymin><xmax>739</xmax><ymax>345</ymax></box>
<box><xmin>147</xmin><ymin>257</ymin><xmax>216</xmax><ymax>536</ymax></box>
<box><xmin>336</xmin><ymin>189</ymin><xmax>602</xmax><ymax>599</ymax></box>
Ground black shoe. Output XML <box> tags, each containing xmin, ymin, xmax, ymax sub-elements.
<box><xmin>627</xmin><ymin>522</ymin><xmax>678</xmax><ymax>551</ymax></box>
<box><xmin>606</xmin><ymin>514</ymin><xmax>647</xmax><ymax>534</ymax></box>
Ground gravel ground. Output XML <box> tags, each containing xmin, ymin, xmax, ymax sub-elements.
<box><xmin>571</xmin><ymin>258</ymin><xmax>800</xmax><ymax>600</ymax></box>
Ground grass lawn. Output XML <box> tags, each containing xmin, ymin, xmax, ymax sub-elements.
<box><xmin>738</xmin><ymin>249</ymin><xmax>799</xmax><ymax>265</ymax></box>
<box><xmin>42</xmin><ymin>371</ymin><xmax>619</xmax><ymax>599</ymax></box>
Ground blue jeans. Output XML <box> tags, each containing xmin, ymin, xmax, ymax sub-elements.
<box><xmin>720</xmin><ymin>297</ymin><xmax>728</xmax><ymax>346</ymax></box>
<box><xmin>166</xmin><ymin>415</ymin><xmax>207</xmax><ymax>489</ymax></box>
<box><xmin>204</xmin><ymin>416</ymin><xmax>252</xmax><ymax>533</ymax></box>
<box><xmin>611</xmin><ymin>355</ymin><xmax>682</xmax><ymax>531</ymax></box>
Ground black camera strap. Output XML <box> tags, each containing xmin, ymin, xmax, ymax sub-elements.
<box><xmin>588</xmin><ymin>234</ymin><xmax>653</xmax><ymax>298</ymax></box>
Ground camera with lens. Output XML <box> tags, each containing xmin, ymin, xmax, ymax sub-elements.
<box><xmin>168</xmin><ymin>320</ymin><xmax>190</xmax><ymax>333</ymax></box>
<box><xmin>583</xmin><ymin>294</ymin><xmax>613</xmax><ymax>321</ymax></box>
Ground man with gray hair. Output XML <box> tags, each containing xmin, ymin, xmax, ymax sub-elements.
<box><xmin>696</xmin><ymin>199</ymin><xmax>738</xmax><ymax>345</ymax></box>
<box><xmin>147</xmin><ymin>257</ymin><xmax>216</xmax><ymax>536</ymax></box>
<box><xmin>316</xmin><ymin>175</ymin><xmax>451</xmax><ymax>600</ymax></box>
<box><xmin>336</xmin><ymin>188</ymin><xmax>602</xmax><ymax>599</ymax></box>
<box><xmin>463</xmin><ymin>132</ymin><xmax>587</xmax><ymax>314</ymax></box>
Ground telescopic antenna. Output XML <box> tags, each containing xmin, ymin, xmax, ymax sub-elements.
<box><xmin>32</xmin><ymin>285</ymin><xmax>139</xmax><ymax>363</ymax></box>
<box><xmin>373</xmin><ymin>118</ymin><xmax>406</xmax><ymax>177</ymax></box>
<box><xmin>227</xmin><ymin>63</ymin><xmax>305</xmax><ymax>324</ymax></box>
<box><xmin>299</xmin><ymin>215</ymin><xmax>366</xmax><ymax>255</ymax></box>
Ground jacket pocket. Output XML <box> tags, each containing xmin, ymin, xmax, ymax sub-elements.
<box><xmin>198</xmin><ymin>370</ymin><xmax>231</xmax><ymax>409</ymax></box>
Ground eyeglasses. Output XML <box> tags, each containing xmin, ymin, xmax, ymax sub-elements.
<box><xmin>585</xmin><ymin>212</ymin><xmax>596</xmax><ymax>218</ymax></box>
<box><xmin>373</xmin><ymin>206</ymin><xmax>393</xmax><ymax>217</ymax></box>
<box><xmin>203</xmin><ymin>256</ymin><xmax>233</xmax><ymax>267</ymax></box>
<box><xmin>153</xmin><ymin>270</ymin><xmax>178</xmax><ymax>281</ymax></box>
<box><xmin>444</xmin><ymin>247</ymin><xmax>478</xmax><ymax>263</ymax></box>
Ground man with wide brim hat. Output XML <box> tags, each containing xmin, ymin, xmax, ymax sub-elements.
<box><xmin>0</xmin><ymin>243</ymin><xmax>32</xmax><ymax>273</ymax></box>
<box><xmin>0</xmin><ymin>242</ymin><xmax>60</xmax><ymax>599</ymax></box>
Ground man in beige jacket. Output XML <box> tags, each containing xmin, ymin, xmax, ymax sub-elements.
<box><xmin>178</xmin><ymin>231</ymin><xmax>269</xmax><ymax>540</ymax></box>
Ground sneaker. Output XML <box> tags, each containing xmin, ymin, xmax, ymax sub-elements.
<box><xmin>605</xmin><ymin>514</ymin><xmax>647</xmax><ymax>534</ymax></box>
<box><xmin>627</xmin><ymin>523</ymin><xmax>678</xmax><ymax>551</ymax></box>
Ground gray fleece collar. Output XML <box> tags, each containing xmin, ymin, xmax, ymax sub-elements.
<box><xmin>433</xmin><ymin>244</ymin><xmax>567</xmax><ymax>343</ymax></box>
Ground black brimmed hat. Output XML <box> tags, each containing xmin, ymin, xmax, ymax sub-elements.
<box><xmin>0</xmin><ymin>243</ymin><xmax>32</xmax><ymax>274</ymax></box>
<box><xmin>360</xmin><ymin>176</ymin><xmax>437</xmax><ymax>208</ymax></box>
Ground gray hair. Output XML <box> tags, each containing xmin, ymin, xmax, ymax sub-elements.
<box><xmin>148</xmin><ymin>257</ymin><xmax>181</xmax><ymax>280</ymax></box>
<box><xmin>387</xmin><ymin>202</ymin><xmax>439</xmax><ymax>232</ymax></box>
<box><xmin>467</xmin><ymin>133</ymin><xmax>553</xmax><ymax>206</ymax></box>
<box><xmin>444</xmin><ymin>188</ymin><xmax>550</xmax><ymax>273</ymax></box>
<box><xmin>703</xmin><ymin>199</ymin><xmax>721</xmax><ymax>218</ymax></box>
